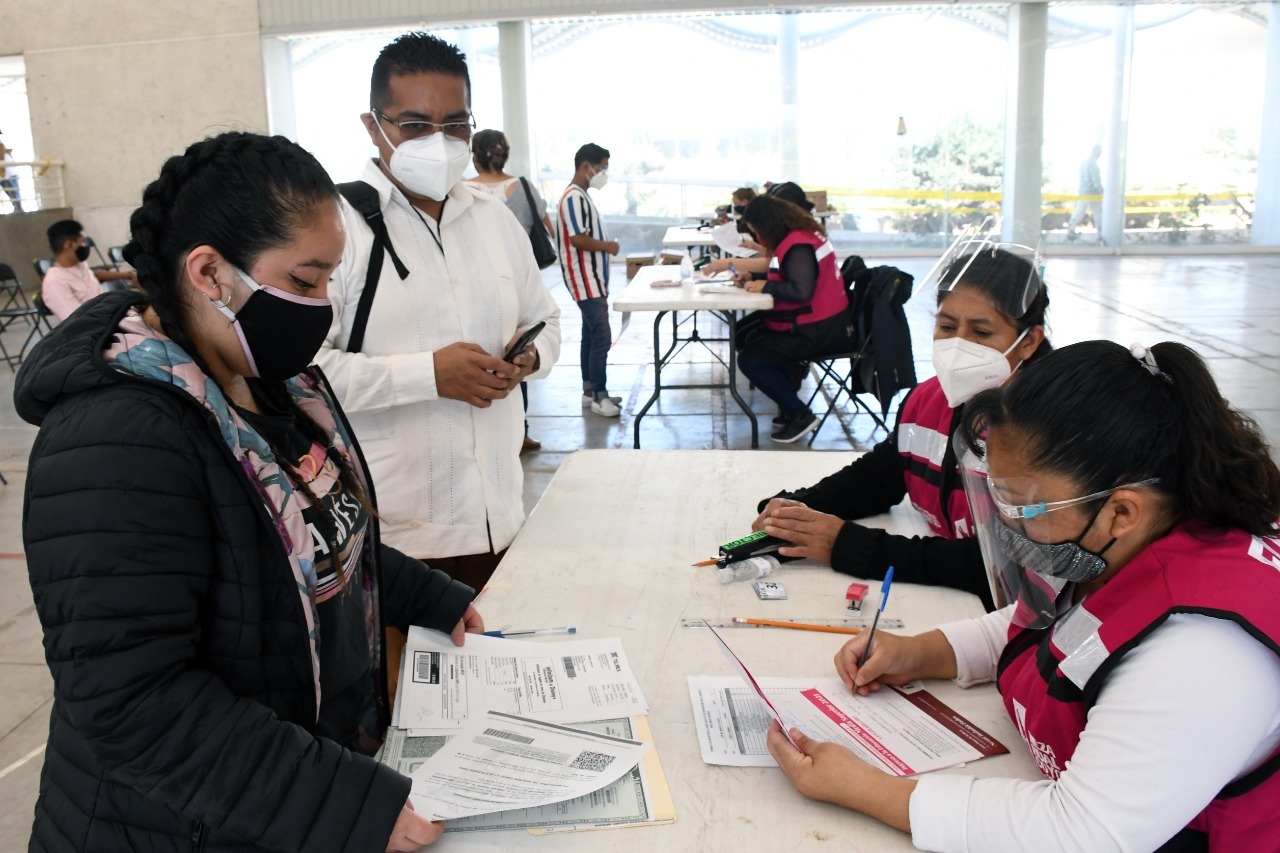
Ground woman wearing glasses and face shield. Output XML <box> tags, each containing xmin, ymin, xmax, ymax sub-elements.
<box><xmin>765</xmin><ymin>340</ymin><xmax>1280</xmax><ymax>852</ymax></box>
<box><xmin>753</xmin><ymin>226</ymin><xmax>1049</xmax><ymax>609</ymax></box>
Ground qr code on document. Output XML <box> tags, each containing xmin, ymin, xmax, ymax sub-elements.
<box><xmin>568</xmin><ymin>750</ymin><xmax>616</xmax><ymax>772</ymax></box>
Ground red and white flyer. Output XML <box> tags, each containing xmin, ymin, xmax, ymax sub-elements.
<box><xmin>688</xmin><ymin>674</ymin><xmax>1008</xmax><ymax>772</ymax></box>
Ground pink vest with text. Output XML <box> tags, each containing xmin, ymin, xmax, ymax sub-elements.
<box><xmin>896</xmin><ymin>378</ymin><xmax>972</xmax><ymax>538</ymax></box>
<box><xmin>997</xmin><ymin>525</ymin><xmax>1280</xmax><ymax>850</ymax></box>
<box><xmin>763</xmin><ymin>230</ymin><xmax>846</xmax><ymax>332</ymax></box>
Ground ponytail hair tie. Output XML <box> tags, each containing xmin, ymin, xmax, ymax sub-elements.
<box><xmin>1130</xmin><ymin>342</ymin><xmax>1172</xmax><ymax>384</ymax></box>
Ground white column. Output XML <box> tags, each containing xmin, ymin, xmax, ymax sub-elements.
<box><xmin>1000</xmin><ymin>2</ymin><xmax>1047</xmax><ymax>246</ymax></box>
<box><xmin>261</xmin><ymin>37</ymin><xmax>297</xmax><ymax>140</ymax></box>
<box><xmin>779</xmin><ymin>12</ymin><xmax>800</xmax><ymax>180</ymax></box>
<box><xmin>1101</xmin><ymin>6</ymin><xmax>1134</xmax><ymax>247</ymax></box>
<box><xmin>1253</xmin><ymin>4</ymin><xmax>1280</xmax><ymax>245</ymax></box>
<box><xmin>498</xmin><ymin>20</ymin><xmax>536</xmax><ymax>182</ymax></box>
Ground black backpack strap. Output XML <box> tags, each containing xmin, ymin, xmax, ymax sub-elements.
<box><xmin>337</xmin><ymin>181</ymin><xmax>409</xmax><ymax>354</ymax></box>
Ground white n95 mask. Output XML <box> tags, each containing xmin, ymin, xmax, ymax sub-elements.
<box><xmin>376</xmin><ymin>122</ymin><xmax>471</xmax><ymax>201</ymax></box>
<box><xmin>588</xmin><ymin>168</ymin><xmax>609</xmax><ymax>190</ymax></box>
<box><xmin>931</xmin><ymin>328</ymin><xmax>1029</xmax><ymax>408</ymax></box>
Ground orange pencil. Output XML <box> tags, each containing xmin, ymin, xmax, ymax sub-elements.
<box><xmin>691</xmin><ymin>558</ymin><xmax>720</xmax><ymax>567</ymax></box>
<box><xmin>732</xmin><ymin>617</ymin><xmax>862</xmax><ymax>636</ymax></box>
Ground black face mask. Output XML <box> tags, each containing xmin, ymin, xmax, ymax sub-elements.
<box><xmin>216</xmin><ymin>268</ymin><xmax>333</xmax><ymax>380</ymax></box>
<box><xmin>732</xmin><ymin>204</ymin><xmax>747</xmax><ymax>215</ymax></box>
<box><xmin>74</xmin><ymin>245</ymin><xmax>91</xmax><ymax>263</ymax></box>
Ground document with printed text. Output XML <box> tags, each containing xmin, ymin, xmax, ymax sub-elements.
<box><xmin>397</xmin><ymin>630</ymin><xmax>649</xmax><ymax>735</ymax></box>
<box><xmin>689</xmin><ymin>675</ymin><xmax>1008</xmax><ymax>773</ymax></box>
<box><xmin>409</xmin><ymin>711</ymin><xmax>649</xmax><ymax>821</ymax></box>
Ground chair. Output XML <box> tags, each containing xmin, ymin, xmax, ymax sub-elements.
<box><xmin>34</xmin><ymin>257</ymin><xmax>53</xmax><ymax>280</ymax></box>
<box><xmin>0</xmin><ymin>263</ymin><xmax>34</xmax><ymax>322</ymax></box>
<box><xmin>0</xmin><ymin>290</ymin><xmax>54</xmax><ymax>371</ymax></box>
<box><xmin>108</xmin><ymin>246</ymin><xmax>127</xmax><ymax>265</ymax></box>
<box><xmin>802</xmin><ymin>258</ymin><xmax>916</xmax><ymax>446</ymax></box>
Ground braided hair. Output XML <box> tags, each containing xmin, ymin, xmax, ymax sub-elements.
<box><xmin>123</xmin><ymin>131</ymin><xmax>372</xmax><ymax>574</ymax></box>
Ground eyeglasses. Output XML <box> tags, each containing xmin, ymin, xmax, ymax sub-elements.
<box><xmin>987</xmin><ymin>477</ymin><xmax>1160</xmax><ymax>520</ymax></box>
<box><xmin>373</xmin><ymin>109</ymin><xmax>476</xmax><ymax>140</ymax></box>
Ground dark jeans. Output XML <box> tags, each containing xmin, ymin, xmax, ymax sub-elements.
<box><xmin>738</xmin><ymin>312</ymin><xmax>853</xmax><ymax>416</ymax></box>
<box><xmin>577</xmin><ymin>296</ymin><xmax>611</xmax><ymax>398</ymax></box>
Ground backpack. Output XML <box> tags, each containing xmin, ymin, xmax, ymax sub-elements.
<box><xmin>336</xmin><ymin>181</ymin><xmax>409</xmax><ymax>354</ymax></box>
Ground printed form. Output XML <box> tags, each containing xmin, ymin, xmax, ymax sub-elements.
<box><xmin>689</xmin><ymin>675</ymin><xmax>1008</xmax><ymax>773</ymax></box>
<box><xmin>397</xmin><ymin>629</ymin><xmax>649</xmax><ymax>735</ymax></box>
<box><xmin>409</xmin><ymin>711</ymin><xmax>649</xmax><ymax>821</ymax></box>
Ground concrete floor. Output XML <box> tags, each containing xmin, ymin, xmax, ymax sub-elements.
<box><xmin>1</xmin><ymin>255</ymin><xmax>1279</xmax><ymax>844</ymax></box>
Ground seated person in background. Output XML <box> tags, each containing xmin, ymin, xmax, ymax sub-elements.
<box><xmin>734</xmin><ymin>194</ymin><xmax>851</xmax><ymax>444</ymax></box>
<box><xmin>715</xmin><ymin>186</ymin><xmax>757</xmax><ymax>225</ymax></box>
<box><xmin>753</xmin><ymin>245</ymin><xmax>1049</xmax><ymax>607</ymax></box>
<box><xmin>706</xmin><ymin>182</ymin><xmax>811</xmax><ymax>276</ymax></box>
<box><xmin>768</xmin><ymin>339</ymin><xmax>1280</xmax><ymax>853</ymax></box>
<box><xmin>42</xmin><ymin>219</ymin><xmax>136</xmax><ymax>320</ymax></box>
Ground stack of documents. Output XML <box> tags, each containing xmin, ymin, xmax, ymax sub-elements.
<box><xmin>379</xmin><ymin>628</ymin><xmax>676</xmax><ymax>833</ymax></box>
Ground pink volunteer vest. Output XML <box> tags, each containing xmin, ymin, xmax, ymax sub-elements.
<box><xmin>997</xmin><ymin>525</ymin><xmax>1280</xmax><ymax>850</ymax></box>
<box><xmin>896</xmin><ymin>378</ymin><xmax>972</xmax><ymax>538</ymax></box>
<box><xmin>763</xmin><ymin>230</ymin><xmax>847</xmax><ymax>332</ymax></box>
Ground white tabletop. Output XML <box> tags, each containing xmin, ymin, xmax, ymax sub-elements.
<box><xmin>614</xmin><ymin>264</ymin><xmax>773</xmax><ymax>313</ymax></box>
<box><xmin>459</xmin><ymin>450</ymin><xmax>1039</xmax><ymax>851</ymax></box>
<box><xmin>662</xmin><ymin>225</ymin><xmax>719</xmax><ymax>247</ymax></box>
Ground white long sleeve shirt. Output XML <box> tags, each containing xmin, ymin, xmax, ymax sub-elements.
<box><xmin>314</xmin><ymin>161</ymin><xmax>561</xmax><ymax>559</ymax></box>
<box><xmin>909</xmin><ymin>606</ymin><xmax>1280</xmax><ymax>852</ymax></box>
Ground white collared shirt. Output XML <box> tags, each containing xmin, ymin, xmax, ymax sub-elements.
<box><xmin>315</xmin><ymin>160</ymin><xmax>561</xmax><ymax>559</ymax></box>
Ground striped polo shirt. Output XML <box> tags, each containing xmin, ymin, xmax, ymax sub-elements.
<box><xmin>557</xmin><ymin>184</ymin><xmax>610</xmax><ymax>301</ymax></box>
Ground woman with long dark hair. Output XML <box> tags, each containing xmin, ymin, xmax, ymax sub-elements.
<box><xmin>767</xmin><ymin>340</ymin><xmax>1280</xmax><ymax>851</ymax></box>
<box><xmin>734</xmin><ymin>194</ymin><xmax>853</xmax><ymax>443</ymax></box>
<box><xmin>18</xmin><ymin>131</ymin><xmax>480</xmax><ymax>851</ymax></box>
<box><xmin>754</xmin><ymin>244</ymin><xmax>1049</xmax><ymax>609</ymax></box>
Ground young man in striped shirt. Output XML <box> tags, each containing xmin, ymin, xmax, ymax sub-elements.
<box><xmin>557</xmin><ymin>143</ymin><xmax>622</xmax><ymax>417</ymax></box>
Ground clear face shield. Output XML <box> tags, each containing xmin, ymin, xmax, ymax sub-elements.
<box><xmin>959</xmin><ymin>439</ymin><xmax>1160</xmax><ymax>630</ymax></box>
<box><xmin>919</xmin><ymin>216</ymin><xmax>1045</xmax><ymax>320</ymax></box>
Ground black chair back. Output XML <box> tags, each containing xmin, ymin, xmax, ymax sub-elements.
<box><xmin>34</xmin><ymin>258</ymin><xmax>53</xmax><ymax>279</ymax></box>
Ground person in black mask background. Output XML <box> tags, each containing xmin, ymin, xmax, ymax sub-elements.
<box><xmin>41</xmin><ymin>218</ymin><xmax>137</xmax><ymax>320</ymax></box>
<box><xmin>17</xmin><ymin>131</ymin><xmax>481</xmax><ymax>852</ymax></box>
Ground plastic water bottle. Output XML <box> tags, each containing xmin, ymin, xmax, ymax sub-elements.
<box><xmin>717</xmin><ymin>555</ymin><xmax>779</xmax><ymax>583</ymax></box>
<box><xmin>680</xmin><ymin>252</ymin><xmax>694</xmax><ymax>282</ymax></box>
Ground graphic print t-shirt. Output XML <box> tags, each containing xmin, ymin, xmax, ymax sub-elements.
<box><xmin>237</xmin><ymin>387</ymin><xmax>378</xmax><ymax>749</ymax></box>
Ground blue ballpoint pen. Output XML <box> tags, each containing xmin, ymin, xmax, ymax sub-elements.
<box><xmin>855</xmin><ymin>566</ymin><xmax>895</xmax><ymax>672</ymax></box>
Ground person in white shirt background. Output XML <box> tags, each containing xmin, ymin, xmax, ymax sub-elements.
<box><xmin>766</xmin><ymin>339</ymin><xmax>1280</xmax><ymax>852</ymax></box>
<box><xmin>41</xmin><ymin>219</ymin><xmax>137</xmax><ymax>320</ymax></box>
<box><xmin>314</xmin><ymin>32</ymin><xmax>561</xmax><ymax>690</ymax></box>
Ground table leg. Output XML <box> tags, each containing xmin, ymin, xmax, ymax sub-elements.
<box><xmin>724</xmin><ymin>311</ymin><xmax>759</xmax><ymax>449</ymax></box>
<box><xmin>632</xmin><ymin>310</ymin><xmax>669</xmax><ymax>449</ymax></box>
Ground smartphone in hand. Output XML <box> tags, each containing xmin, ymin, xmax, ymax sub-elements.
<box><xmin>502</xmin><ymin>321</ymin><xmax>547</xmax><ymax>363</ymax></box>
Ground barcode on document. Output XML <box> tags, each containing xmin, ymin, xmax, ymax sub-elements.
<box><xmin>483</xmin><ymin>728</ymin><xmax>535</xmax><ymax>744</ymax></box>
<box><xmin>412</xmin><ymin>652</ymin><xmax>440</xmax><ymax>684</ymax></box>
<box><xmin>563</xmin><ymin>656</ymin><xmax>577</xmax><ymax>678</ymax></box>
<box><xmin>569</xmin><ymin>750</ymin><xmax>615</xmax><ymax>772</ymax></box>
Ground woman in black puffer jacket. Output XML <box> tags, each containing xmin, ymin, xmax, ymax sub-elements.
<box><xmin>17</xmin><ymin>132</ymin><xmax>480</xmax><ymax>852</ymax></box>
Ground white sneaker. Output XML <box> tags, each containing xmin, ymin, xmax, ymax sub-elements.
<box><xmin>582</xmin><ymin>394</ymin><xmax>622</xmax><ymax>407</ymax></box>
<box><xmin>590</xmin><ymin>397</ymin><xmax>621</xmax><ymax>417</ymax></box>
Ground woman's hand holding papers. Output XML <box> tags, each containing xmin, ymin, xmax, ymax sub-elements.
<box><xmin>450</xmin><ymin>604</ymin><xmax>485</xmax><ymax>647</ymax></box>
<box><xmin>834</xmin><ymin>629</ymin><xmax>959</xmax><ymax>696</ymax></box>
<box><xmin>765</xmin><ymin>722</ymin><xmax>915</xmax><ymax>833</ymax></box>
<box><xmin>386</xmin><ymin>799</ymin><xmax>443</xmax><ymax>851</ymax></box>
<box><xmin>756</xmin><ymin>500</ymin><xmax>845</xmax><ymax>565</ymax></box>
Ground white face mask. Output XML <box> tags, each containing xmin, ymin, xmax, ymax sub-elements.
<box><xmin>931</xmin><ymin>328</ymin><xmax>1029</xmax><ymax>408</ymax></box>
<box><xmin>588</xmin><ymin>166</ymin><xmax>609</xmax><ymax>190</ymax></box>
<box><xmin>375</xmin><ymin>120</ymin><xmax>471</xmax><ymax>201</ymax></box>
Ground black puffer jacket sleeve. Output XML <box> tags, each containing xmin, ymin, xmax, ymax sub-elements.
<box><xmin>24</xmin><ymin>386</ymin><xmax>405</xmax><ymax>852</ymax></box>
<box><xmin>379</xmin><ymin>544</ymin><xmax>475</xmax><ymax>633</ymax></box>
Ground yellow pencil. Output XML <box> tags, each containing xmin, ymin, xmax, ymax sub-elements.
<box><xmin>732</xmin><ymin>617</ymin><xmax>862</xmax><ymax>636</ymax></box>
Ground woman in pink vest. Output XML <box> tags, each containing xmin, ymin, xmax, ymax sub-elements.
<box><xmin>767</xmin><ymin>340</ymin><xmax>1280</xmax><ymax>851</ymax></box>
<box><xmin>754</xmin><ymin>245</ymin><xmax>1049</xmax><ymax>610</ymax></box>
<box><xmin>734</xmin><ymin>195</ymin><xmax>853</xmax><ymax>443</ymax></box>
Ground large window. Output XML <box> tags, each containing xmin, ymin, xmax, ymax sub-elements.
<box><xmin>280</xmin><ymin>5</ymin><xmax>1273</xmax><ymax>253</ymax></box>
<box><xmin>0</xmin><ymin>55</ymin><xmax>35</xmax><ymax>213</ymax></box>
